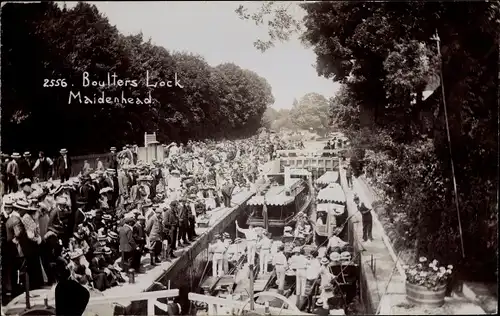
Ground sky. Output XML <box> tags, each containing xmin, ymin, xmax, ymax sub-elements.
<box><xmin>64</xmin><ymin>1</ymin><xmax>341</xmax><ymax>109</ymax></box>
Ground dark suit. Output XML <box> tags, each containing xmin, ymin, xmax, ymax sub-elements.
<box><xmin>132</xmin><ymin>222</ymin><xmax>146</xmax><ymax>270</ymax></box>
<box><xmin>55</xmin><ymin>155</ymin><xmax>72</xmax><ymax>182</ymax></box>
<box><xmin>89</xmin><ymin>256</ymin><xmax>109</xmax><ymax>291</ymax></box>
<box><xmin>118</xmin><ymin>224</ymin><xmax>136</xmax><ymax>271</ymax></box>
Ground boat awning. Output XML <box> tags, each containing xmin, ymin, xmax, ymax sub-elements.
<box><xmin>317</xmin><ymin>183</ymin><xmax>346</xmax><ymax>204</ymax></box>
<box><xmin>247</xmin><ymin>195</ymin><xmax>295</xmax><ymax>206</ymax></box>
<box><xmin>317</xmin><ymin>203</ymin><xmax>345</xmax><ymax>216</ymax></box>
<box><xmin>248</xmin><ymin>185</ymin><xmax>295</xmax><ymax>206</ymax></box>
<box><xmin>315</xmin><ymin>171</ymin><xmax>339</xmax><ymax>185</ymax></box>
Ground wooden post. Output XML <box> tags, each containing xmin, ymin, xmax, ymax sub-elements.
<box><xmin>249</xmin><ymin>263</ymin><xmax>255</xmax><ymax>310</ymax></box>
<box><xmin>147</xmin><ymin>298</ymin><xmax>155</xmax><ymax>316</ymax></box>
<box><xmin>25</xmin><ymin>273</ymin><xmax>31</xmax><ymax>310</ymax></box>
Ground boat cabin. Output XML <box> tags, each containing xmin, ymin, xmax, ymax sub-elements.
<box><xmin>247</xmin><ymin>168</ymin><xmax>312</xmax><ymax>228</ymax></box>
<box><xmin>313</xmin><ymin>183</ymin><xmax>347</xmax><ymax>239</ymax></box>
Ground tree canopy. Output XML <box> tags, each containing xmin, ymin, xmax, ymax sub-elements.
<box><xmin>289</xmin><ymin>92</ymin><xmax>330</xmax><ymax>134</ymax></box>
<box><xmin>238</xmin><ymin>1</ymin><xmax>499</xmax><ymax>280</ymax></box>
<box><xmin>1</xmin><ymin>2</ymin><xmax>274</xmax><ymax>155</ymax></box>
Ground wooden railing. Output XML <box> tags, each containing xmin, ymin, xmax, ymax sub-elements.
<box><xmin>6</xmin><ymin>289</ymin><xmax>179</xmax><ymax>315</ymax></box>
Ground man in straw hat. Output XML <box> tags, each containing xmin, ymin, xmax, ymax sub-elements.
<box><xmin>6</xmin><ymin>152</ymin><xmax>20</xmax><ymax>193</ymax></box>
<box><xmin>55</xmin><ymin>148</ymin><xmax>72</xmax><ymax>182</ymax></box>
<box><xmin>118</xmin><ymin>213</ymin><xmax>137</xmax><ymax>271</ymax></box>
<box><xmin>107</xmin><ymin>147</ymin><xmax>119</xmax><ymax>172</ymax></box>
<box><xmin>19</xmin><ymin>151</ymin><xmax>33</xmax><ymax>181</ymax></box>
<box><xmin>2</xmin><ymin>195</ymin><xmax>23</xmax><ymax>302</ymax></box>
<box><xmin>272</xmin><ymin>244</ymin><xmax>288</xmax><ymax>294</ymax></box>
<box><xmin>257</xmin><ymin>230</ymin><xmax>272</xmax><ymax>276</ymax></box>
<box><xmin>15</xmin><ymin>199</ymin><xmax>47</xmax><ymax>289</ymax></box>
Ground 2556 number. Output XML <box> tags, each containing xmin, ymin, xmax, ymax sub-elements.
<box><xmin>43</xmin><ymin>78</ymin><xmax>68</xmax><ymax>88</ymax></box>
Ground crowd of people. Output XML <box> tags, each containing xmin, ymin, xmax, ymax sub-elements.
<box><xmin>0</xmin><ymin>133</ymin><xmax>298</xmax><ymax>305</ymax></box>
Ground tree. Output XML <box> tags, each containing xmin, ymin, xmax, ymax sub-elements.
<box><xmin>1</xmin><ymin>2</ymin><xmax>276</xmax><ymax>155</ymax></box>
<box><xmin>289</xmin><ymin>92</ymin><xmax>330</xmax><ymax>134</ymax></box>
<box><xmin>236</xmin><ymin>1</ymin><xmax>499</xmax><ymax>280</ymax></box>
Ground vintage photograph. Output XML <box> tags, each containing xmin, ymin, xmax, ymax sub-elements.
<box><xmin>0</xmin><ymin>1</ymin><xmax>498</xmax><ymax>315</ymax></box>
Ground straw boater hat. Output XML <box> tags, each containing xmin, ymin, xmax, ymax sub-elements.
<box><xmin>316</xmin><ymin>298</ymin><xmax>324</xmax><ymax>307</ymax></box>
<box><xmin>99</xmin><ymin>187</ymin><xmax>113</xmax><ymax>195</ymax></box>
<box><xmin>23</xmin><ymin>151</ymin><xmax>31</xmax><ymax>157</ymax></box>
<box><xmin>284</xmin><ymin>226</ymin><xmax>292</xmax><ymax>233</ymax></box>
<box><xmin>137</xmin><ymin>215</ymin><xmax>145</xmax><ymax>221</ymax></box>
<box><xmin>60</xmin><ymin>148</ymin><xmax>68</xmax><ymax>154</ymax></box>
<box><xmin>108</xmin><ymin>231</ymin><xmax>118</xmax><ymax>240</ymax></box>
<box><xmin>70</xmin><ymin>248</ymin><xmax>84</xmax><ymax>260</ymax></box>
<box><xmin>340</xmin><ymin>251</ymin><xmax>351</xmax><ymax>261</ymax></box>
<box><xmin>102</xmin><ymin>247</ymin><xmax>112</xmax><ymax>255</ymax></box>
<box><xmin>97</xmin><ymin>231</ymin><xmax>107</xmax><ymax>241</ymax></box>
<box><xmin>13</xmin><ymin>200</ymin><xmax>33</xmax><ymax>211</ymax></box>
<box><xmin>11</xmin><ymin>152</ymin><xmax>21</xmax><ymax>159</ymax></box>
<box><xmin>19</xmin><ymin>178</ymin><xmax>32</xmax><ymax>187</ymax></box>
<box><xmin>102</xmin><ymin>214</ymin><xmax>112</xmax><ymax>221</ymax></box>
<box><xmin>320</xmin><ymin>257</ymin><xmax>330</xmax><ymax>265</ymax></box>
<box><xmin>110</xmin><ymin>147</ymin><xmax>116</xmax><ymax>151</ymax></box>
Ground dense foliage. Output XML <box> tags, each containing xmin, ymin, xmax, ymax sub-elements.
<box><xmin>289</xmin><ymin>92</ymin><xmax>330</xmax><ymax>135</ymax></box>
<box><xmin>238</xmin><ymin>1</ymin><xmax>499</xmax><ymax>281</ymax></box>
<box><xmin>1</xmin><ymin>2</ymin><xmax>274</xmax><ymax>155</ymax></box>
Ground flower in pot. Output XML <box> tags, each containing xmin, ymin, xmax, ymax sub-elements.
<box><xmin>403</xmin><ymin>257</ymin><xmax>454</xmax><ymax>307</ymax></box>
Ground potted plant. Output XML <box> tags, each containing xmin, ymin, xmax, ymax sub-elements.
<box><xmin>403</xmin><ymin>257</ymin><xmax>454</xmax><ymax>307</ymax></box>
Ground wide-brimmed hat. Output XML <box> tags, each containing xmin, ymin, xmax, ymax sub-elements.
<box><xmin>55</xmin><ymin>196</ymin><xmax>68</xmax><ymax>205</ymax></box>
<box><xmin>108</xmin><ymin>231</ymin><xmax>118</xmax><ymax>239</ymax></box>
<box><xmin>97</xmin><ymin>233</ymin><xmax>107</xmax><ymax>241</ymax></box>
<box><xmin>3</xmin><ymin>195</ymin><xmax>14</xmax><ymax>207</ymax></box>
<box><xmin>329</xmin><ymin>252</ymin><xmax>341</xmax><ymax>261</ymax></box>
<box><xmin>320</xmin><ymin>257</ymin><xmax>330</xmax><ymax>265</ymax></box>
<box><xmin>110</xmin><ymin>147</ymin><xmax>116</xmax><ymax>151</ymax></box>
<box><xmin>316</xmin><ymin>299</ymin><xmax>324</xmax><ymax>307</ymax></box>
<box><xmin>102</xmin><ymin>246</ymin><xmax>112</xmax><ymax>255</ymax></box>
<box><xmin>59</xmin><ymin>148</ymin><xmax>68</xmax><ymax>154</ymax></box>
<box><xmin>19</xmin><ymin>178</ymin><xmax>32</xmax><ymax>186</ymax></box>
<box><xmin>70</xmin><ymin>249</ymin><xmax>84</xmax><ymax>260</ymax></box>
<box><xmin>99</xmin><ymin>187</ymin><xmax>113</xmax><ymax>195</ymax></box>
<box><xmin>23</xmin><ymin>151</ymin><xmax>31</xmax><ymax>157</ymax></box>
<box><xmin>11</xmin><ymin>152</ymin><xmax>21</xmax><ymax>159</ymax></box>
<box><xmin>340</xmin><ymin>251</ymin><xmax>351</xmax><ymax>261</ymax></box>
<box><xmin>13</xmin><ymin>200</ymin><xmax>34</xmax><ymax>211</ymax></box>
<box><xmin>106</xmin><ymin>168</ymin><xmax>115</xmax><ymax>173</ymax></box>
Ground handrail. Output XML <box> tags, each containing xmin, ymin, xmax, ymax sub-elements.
<box><xmin>6</xmin><ymin>289</ymin><xmax>180</xmax><ymax>311</ymax></box>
